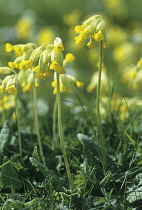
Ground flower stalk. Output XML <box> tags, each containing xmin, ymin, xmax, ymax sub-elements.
<box><xmin>52</xmin><ymin>96</ymin><xmax>58</xmax><ymax>150</ymax></box>
<box><xmin>96</xmin><ymin>40</ymin><xmax>106</xmax><ymax>169</ymax></box>
<box><xmin>56</xmin><ymin>72</ymin><xmax>73</xmax><ymax>191</ymax></box>
<box><xmin>32</xmin><ymin>73</ymin><xmax>45</xmax><ymax>165</ymax></box>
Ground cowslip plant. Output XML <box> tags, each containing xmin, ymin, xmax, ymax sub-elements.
<box><xmin>75</xmin><ymin>14</ymin><xmax>107</xmax><ymax>170</ymax></box>
<box><xmin>5</xmin><ymin>38</ymin><xmax>77</xmax><ymax>194</ymax></box>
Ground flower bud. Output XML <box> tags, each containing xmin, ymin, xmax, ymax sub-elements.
<box><xmin>0</xmin><ymin>67</ymin><xmax>13</xmax><ymax>74</ymax></box>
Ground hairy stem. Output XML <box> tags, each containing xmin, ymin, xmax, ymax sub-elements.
<box><xmin>33</xmin><ymin>74</ymin><xmax>45</xmax><ymax>165</ymax></box>
<box><xmin>96</xmin><ymin>40</ymin><xmax>106</xmax><ymax>170</ymax></box>
<box><xmin>52</xmin><ymin>96</ymin><xmax>58</xmax><ymax>150</ymax></box>
<box><xmin>56</xmin><ymin>72</ymin><xmax>73</xmax><ymax>192</ymax></box>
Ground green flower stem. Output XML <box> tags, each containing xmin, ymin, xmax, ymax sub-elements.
<box><xmin>52</xmin><ymin>96</ymin><xmax>58</xmax><ymax>150</ymax></box>
<box><xmin>96</xmin><ymin>40</ymin><xmax>106</xmax><ymax>169</ymax></box>
<box><xmin>32</xmin><ymin>74</ymin><xmax>45</xmax><ymax>165</ymax></box>
<box><xmin>14</xmin><ymin>73</ymin><xmax>22</xmax><ymax>157</ymax></box>
<box><xmin>56</xmin><ymin>72</ymin><xmax>73</xmax><ymax>191</ymax></box>
<box><xmin>1</xmin><ymin>93</ymin><xmax>5</xmax><ymax>125</ymax></box>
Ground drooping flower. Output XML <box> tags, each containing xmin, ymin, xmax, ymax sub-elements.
<box><xmin>5</xmin><ymin>43</ymin><xmax>13</xmax><ymax>52</ymax></box>
<box><xmin>5</xmin><ymin>85</ymin><xmax>17</xmax><ymax>95</ymax></box>
<box><xmin>50</xmin><ymin>61</ymin><xmax>66</xmax><ymax>74</ymax></box>
<box><xmin>74</xmin><ymin>15</ymin><xmax>106</xmax><ymax>47</ymax></box>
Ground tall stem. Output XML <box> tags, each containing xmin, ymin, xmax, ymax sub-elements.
<box><xmin>96</xmin><ymin>40</ymin><xmax>106</xmax><ymax>169</ymax></box>
<box><xmin>56</xmin><ymin>72</ymin><xmax>73</xmax><ymax>192</ymax></box>
<box><xmin>32</xmin><ymin>74</ymin><xmax>45</xmax><ymax>164</ymax></box>
<box><xmin>52</xmin><ymin>96</ymin><xmax>58</xmax><ymax>150</ymax></box>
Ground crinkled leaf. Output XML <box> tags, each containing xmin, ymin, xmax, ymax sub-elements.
<box><xmin>0</xmin><ymin>120</ymin><xmax>11</xmax><ymax>153</ymax></box>
<box><xmin>77</xmin><ymin>133</ymin><xmax>101</xmax><ymax>166</ymax></box>
<box><xmin>29</xmin><ymin>157</ymin><xmax>52</xmax><ymax>177</ymax></box>
<box><xmin>127</xmin><ymin>186</ymin><xmax>142</xmax><ymax>203</ymax></box>
<box><xmin>0</xmin><ymin>156</ymin><xmax>22</xmax><ymax>190</ymax></box>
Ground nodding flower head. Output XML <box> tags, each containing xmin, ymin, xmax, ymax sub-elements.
<box><xmin>1</xmin><ymin>75</ymin><xmax>17</xmax><ymax>95</ymax></box>
<box><xmin>74</xmin><ymin>15</ymin><xmax>107</xmax><ymax>48</ymax></box>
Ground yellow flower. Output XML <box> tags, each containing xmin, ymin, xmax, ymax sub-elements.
<box><xmin>75</xmin><ymin>25</ymin><xmax>85</xmax><ymax>33</ymax></box>
<box><xmin>74</xmin><ymin>36</ymin><xmax>83</xmax><ymax>46</ymax></box>
<box><xmin>8</xmin><ymin>62</ymin><xmax>19</xmax><ymax>69</ymax></box>
<box><xmin>92</xmin><ymin>30</ymin><xmax>104</xmax><ymax>41</ymax></box>
<box><xmin>87</xmin><ymin>39</ymin><xmax>95</xmax><ymax>48</ymax></box>
<box><xmin>5</xmin><ymin>43</ymin><xmax>13</xmax><ymax>52</ymax></box>
<box><xmin>52</xmin><ymin>80</ymin><xmax>57</xmax><ymax>88</ymax></box>
<box><xmin>53</xmin><ymin>88</ymin><xmax>57</xmax><ymax>94</ymax></box>
<box><xmin>50</xmin><ymin>61</ymin><xmax>66</xmax><ymax>74</ymax></box>
<box><xmin>76</xmin><ymin>81</ymin><xmax>84</xmax><ymax>88</ymax></box>
<box><xmin>43</xmin><ymin>70</ymin><xmax>52</xmax><ymax>77</ymax></box>
<box><xmin>19</xmin><ymin>60</ymin><xmax>32</xmax><ymax>71</ymax></box>
<box><xmin>54</xmin><ymin>44</ymin><xmax>64</xmax><ymax>52</ymax></box>
<box><xmin>22</xmin><ymin>84</ymin><xmax>32</xmax><ymax>92</ymax></box>
<box><xmin>65</xmin><ymin>53</ymin><xmax>75</xmax><ymax>63</ymax></box>
<box><xmin>33</xmin><ymin>66</ymin><xmax>40</xmax><ymax>72</ymax></box>
<box><xmin>5</xmin><ymin>85</ymin><xmax>17</xmax><ymax>95</ymax></box>
<box><xmin>35</xmin><ymin>72</ymin><xmax>45</xmax><ymax>80</ymax></box>
<box><xmin>13</xmin><ymin>46</ymin><xmax>24</xmax><ymax>56</ymax></box>
<box><xmin>60</xmin><ymin>83</ymin><xmax>67</xmax><ymax>92</ymax></box>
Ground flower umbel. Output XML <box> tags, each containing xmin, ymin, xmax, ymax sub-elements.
<box><xmin>74</xmin><ymin>15</ymin><xmax>106</xmax><ymax>47</ymax></box>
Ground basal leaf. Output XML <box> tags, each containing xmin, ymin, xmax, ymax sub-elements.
<box><xmin>77</xmin><ymin>133</ymin><xmax>101</xmax><ymax>166</ymax></box>
<box><xmin>127</xmin><ymin>186</ymin><xmax>142</xmax><ymax>203</ymax></box>
<box><xmin>0</xmin><ymin>156</ymin><xmax>22</xmax><ymax>190</ymax></box>
<box><xmin>0</xmin><ymin>120</ymin><xmax>11</xmax><ymax>153</ymax></box>
<box><xmin>29</xmin><ymin>157</ymin><xmax>52</xmax><ymax>177</ymax></box>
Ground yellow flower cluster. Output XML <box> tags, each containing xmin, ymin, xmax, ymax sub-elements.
<box><xmin>5</xmin><ymin>37</ymin><xmax>69</xmax><ymax>82</ymax></box>
<box><xmin>2</xmin><ymin>37</ymin><xmax>76</xmax><ymax>95</ymax></box>
<box><xmin>74</xmin><ymin>15</ymin><xmax>106</xmax><ymax>48</ymax></box>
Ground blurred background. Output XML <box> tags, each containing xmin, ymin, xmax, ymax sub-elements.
<box><xmin>1</xmin><ymin>0</ymin><xmax>142</xmax><ymax>122</ymax></box>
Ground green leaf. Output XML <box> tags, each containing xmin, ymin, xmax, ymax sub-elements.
<box><xmin>0</xmin><ymin>156</ymin><xmax>22</xmax><ymax>190</ymax></box>
<box><xmin>29</xmin><ymin>157</ymin><xmax>52</xmax><ymax>177</ymax></box>
<box><xmin>0</xmin><ymin>120</ymin><xmax>11</xmax><ymax>153</ymax></box>
<box><xmin>123</xmin><ymin>130</ymin><xmax>142</xmax><ymax>154</ymax></box>
<box><xmin>100</xmin><ymin>171</ymin><xmax>112</xmax><ymax>188</ymax></box>
<box><xmin>2</xmin><ymin>198</ymin><xmax>23</xmax><ymax>210</ymax></box>
<box><xmin>77</xmin><ymin>133</ymin><xmax>101</xmax><ymax>166</ymax></box>
<box><xmin>127</xmin><ymin>186</ymin><xmax>142</xmax><ymax>203</ymax></box>
<box><xmin>73</xmin><ymin>170</ymin><xmax>85</xmax><ymax>190</ymax></box>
